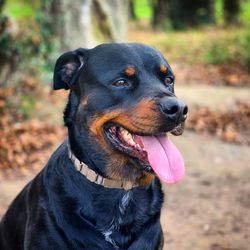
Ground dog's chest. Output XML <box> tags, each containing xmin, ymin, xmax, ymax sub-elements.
<box><xmin>96</xmin><ymin>189</ymin><xmax>162</xmax><ymax>249</ymax></box>
<box><xmin>101</xmin><ymin>192</ymin><xmax>131</xmax><ymax>248</ymax></box>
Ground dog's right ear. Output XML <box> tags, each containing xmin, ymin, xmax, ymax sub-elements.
<box><xmin>53</xmin><ymin>48</ymin><xmax>87</xmax><ymax>90</ymax></box>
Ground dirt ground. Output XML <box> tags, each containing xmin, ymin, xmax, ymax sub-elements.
<box><xmin>163</xmin><ymin>132</ymin><xmax>250</xmax><ymax>250</ymax></box>
<box><xmin>1</xmin><ymin>84</ymin><xmax>250</xmax><ymax>250</ymax></box>
<box><xmin>163</xmin><ymin>85</ymin><xmax>250</xmax><ymax>250</ymax></box>
<box><xmin>0</xmin><ymin>130</ymin><xmax>249</xmax><ymax>250</ymax></box>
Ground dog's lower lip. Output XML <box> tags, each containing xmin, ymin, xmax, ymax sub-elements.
<box><xmin>170</xmin><ymin>122</ymin><xmax>185</xmax><ymax>136</ymax></box>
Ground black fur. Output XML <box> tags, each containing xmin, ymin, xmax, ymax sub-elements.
<box><xmin>0</xmin><ymin>43</ymin><xmax>187</xmax><ymax>250</ymax></box>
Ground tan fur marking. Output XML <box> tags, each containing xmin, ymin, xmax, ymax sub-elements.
<box><xmin>160</xmin><ymin>64</ymin><xmax>167</xmax><ymax>74</ymax></box>
<box><xmin>89</xmin><ymin>99</ymin><xmax>161</xmax><ymax>144</ymax></box>
<box><xmin>88</xmin><ymin>99</ymin><xmax>162</xmax><ymax>185</ymax></box>
<box><xmin>90</xmin><ymin>110</ymin><xmax>123</xmax><ymax>139</ymax></box>
<box><xmin>125</xmin><ymin>67</ymin><xmax>136</xmax><ymax>77</ymax></box>
<box><xmin>138</xmin><ymin>174</ymin><xmax>155</xmax><ymax>186</ymax></box>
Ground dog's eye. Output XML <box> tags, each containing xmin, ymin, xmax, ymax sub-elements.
<box><xmin>112</xmin><ymin>79</ymin><xmax>129</xmax><ymax>87</ymax></box>
<box><xmin>165</xmin><ymin>77</ymin><xmax>173</xmax><ymax>86</ymax></box>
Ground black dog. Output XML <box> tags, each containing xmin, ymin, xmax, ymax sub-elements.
<box><xmin>0</xmin><ymin>43</ymin><xmax>187</xmax><ymax>250</ymax></box>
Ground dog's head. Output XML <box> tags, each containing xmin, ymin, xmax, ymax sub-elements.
<box><xmin>53</xmin><ymin>43</ymin><xmax>188</xmax><ymax>185</ymax></box>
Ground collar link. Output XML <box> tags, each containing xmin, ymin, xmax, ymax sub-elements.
<box><xmin>68</xmin><ymin>146</ymin><xmax>138</xmax><ymax>190</ymax></box>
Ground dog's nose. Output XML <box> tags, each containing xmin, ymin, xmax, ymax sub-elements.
<box><xmin>158</xmin><ymin>97</ymin><xmax>188</xmax><ymax>122</ymax></box>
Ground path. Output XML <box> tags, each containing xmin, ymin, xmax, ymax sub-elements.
<box><xmin>176</xmin><ymin>85</ymin><xmax>250</xmax><ymax>109</ymax></box>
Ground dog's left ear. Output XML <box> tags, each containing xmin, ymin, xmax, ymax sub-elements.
<box><xmin>53</xmin><ymin>48</ymin><xmax>87</xmax><ymax>90</ymax></box>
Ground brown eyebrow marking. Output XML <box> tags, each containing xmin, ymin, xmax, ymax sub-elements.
<box><xmin>160</xmin><ymin>64</ymin><xmax>167</xmax><ymax>74</ymax></box>
<box><xmin>125</xmin><ymin>67</ymin><xmax>136</xmax><ymax>77</ymax></box>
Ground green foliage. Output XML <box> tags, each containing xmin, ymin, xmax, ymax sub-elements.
<box><xmin>215</xmin><ymin>0</ymin><xmax>224</xmax><ymax>25</ymax></box>
<box><xmin>0</xmin><ymin>0</ymin><xmax>59</xmax><ymax>85</ymax></box>
<box><xmin>240</xmin><ymin>0</ymin><xmax>250</xmax><ymax>25</ymax></box>
<box><xmin>20</xmin><ymin>94</ymin><xmax>36</xmax><ymax>119</ymax></box>
<box><xmin>134</xmin><ymin>0</ymin><xmax>152</xmax><ymax>20</ymax></box>
<box><xmin>133</xmin><ymin>0</ymin><xmax>250</xmax><ymax>27</ymax></box>
<box><xmin>0</xmin><ymin>28</ymin><xmax>17</xmax><ymax>58</ymax></box>
<box><xmin>35</xmin><ymin>6</ymin><xmax>59</xmax><ymax>82</ymax></box>
<box><xmin>144</xmin><ymin>26</ymin><xmax>250</xmax><ymax>71</ymax></box>
<box><xmin>204</xmin><ymin>29</ymin><xmax>250</xmax><ymax>70</ymax></box>
<box><xmin>0</xmin><ymin>0</ymin><xmax>59</xmax><ymax>120</ymax></box>
<box><xmin>205</xmin><ymin>42</ymin><xmax>229</xmax><ymax>64</ymax></box>
<box><xmin>4</xmin><ymin>3</ymin><xmax>33</xmax><ymax>19</ymax></box>
<box><xmin>214</xmin><ymin>0</ymin><xmax>250</xmax><ymax>25</ymax></box>
<box><xmin>3</xmin><ymin>0</ymin><xmax>39</xmax><ymax>20</ymax></box>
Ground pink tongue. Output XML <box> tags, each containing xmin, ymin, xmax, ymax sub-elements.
<box><xmin>140</xmin><ymin>135</ymin><xmax>185</xmax><ymax>184</ymax></box>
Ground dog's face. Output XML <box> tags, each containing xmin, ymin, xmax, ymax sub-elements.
<box><xmin>53</xmin><ymin>43</ymin><xmax>187</xmax><ymax>185</ymax></box>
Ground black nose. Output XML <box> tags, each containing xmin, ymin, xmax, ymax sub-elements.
<box><xmin>158</xmin><ymin>97</ymin><xmax>188</xmax><ymax>122</ymax></box>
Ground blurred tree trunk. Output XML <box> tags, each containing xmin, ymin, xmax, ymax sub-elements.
<box><xmin>224</xmin><ymin>0</ymin><xmax>240</xmax><ymax>24</ymax></box>
<box><xmin>208</xmin><ymin>0</ymin><xmax>215</xmax><ymax>24</ymax></box>
<box><xmin>0</xmin><ymin>0</ymin><xmax>4</xmax><ymax>12</ymax></box>
<box><xmin>43</xmin><ymin>0</ymin><xmax>129</xmax><ymax>51</ymax></box>
<box><xmin>128</xmin><ymin>0</ymin><xmax>137</xmax><ymax>20</ymax></box>
<box><xmin>60</xmin><ymin>0</ymin><xmax>95</xmax><ymax>49</ymax></box>
<box><xmin>0</xmin><ymin>0</ymin><xmax>6</xmax><ymax>34</ymax></box>
<box><xmin>169</xmin><ymin>0</ymin><xmax>182</xmax><ymax>29</ymax></box>
<box><xmin>129</xmin><ymin>0</ymin><xmax>137</xmax><ymax>20</ymax></box>
<box><xmin>152</xmin><ymin>0</ymin><xmax>215</xmax><ymax>29</ymax></box>
<box><xmin>0</xmin><ymin>0</ymin><xmax>18</xmax><ymax>86</ymax></box>
<box><xmin>152</xmin><ymin>0</ymin><xmax>170</xmax><ymax>28</ymax></box>
<box><xmin>92</xmin><ymin>0</ymin><xmax>129</xmax><ymax>43</ymax></box>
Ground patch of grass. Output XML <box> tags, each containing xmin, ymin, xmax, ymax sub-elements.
<box><xmin>4</xmin><ymin>2</ymin><xmax>37</xmax><ymax>20</ymax></box>
<box><xmin>129</xmin><ymin>25</ymin><xmax>250</xmax><ymax>70</ymax></box>
<box><xmin>147</xmin><ymin>29</ymin><xmax>209</xmax><ymax>64</ymax></box>
<box><xmin>204</xmin><ymin>29</ymin><xmax>250</xmax><ymax>70</ymax></box>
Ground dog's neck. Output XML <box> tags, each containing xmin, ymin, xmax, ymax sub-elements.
<box><xmin>45</xmin><ymin>142</ymin><xmax>164</xmax><ymax>249</ymax></box>
<box><xmin>68</xmin><ymin>145</ymin><xmax>139</xmax><ymax>190</ymax></box>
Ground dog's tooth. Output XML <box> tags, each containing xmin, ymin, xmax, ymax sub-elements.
<box><xmin>127</xmin><ymin>138</ymin><xmax>136</xmax><ymax>146</ymax></box>
<box><xmin>126</xmin><ymin>132</ymin><xmax>131</xmax><ymax>137</ymax></box>
<box><xmin>124</xmin><ymin>135</ymin><xmax>130</xmax><ymax>141</ymax></box>
<box><xmin>120</xmin><ymin>128</ymin><xmax>127</xmax><ymax>136</ymax></box>
<box><xmin>120</xmin><ymin>128</ymin><xmax>129</xmax><ymax>140</ymax></box>
<box><xmin>119</xmin><ymin>127</ymin><xmax>138</xmax><ymax>146</ymax></box>
<box><xmin>126</xmin><ymin>133</ymin><xmax>133</xmax><ymax>142</ymax></box>
<box><xmin>121</xmin><ymin>129</ymin><xmax>131</xmax><ymax>138</ymax></box>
